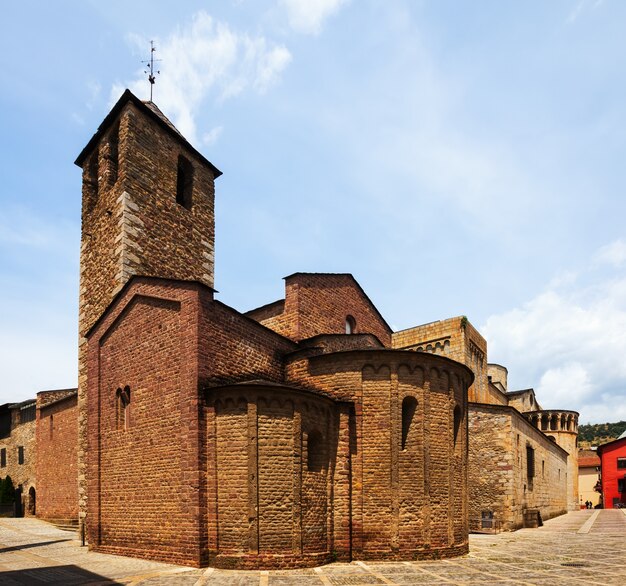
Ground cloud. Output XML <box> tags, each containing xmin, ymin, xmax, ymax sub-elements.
<box><xmin>202</xmin><ymin>125</ymin><xmax>223</xmax><ymax>146</ymax></box>
<box><xmin>483</xmin><ymin>244</ymin><xmax>626</xmax><ymax>423</ymax></box>
<box><xmin>567</xmin><ymin>0</ymin><xmax>604</xmax><ymax>23</ymax></box>
<box><xmin>0</xmin><ymin>206</ymin><xmax>75</xmax><ymax>250</ymax></box>
<box><xmin>113</xmin><ymin>12</ymin><xmax>291</xmax><ymax>144</ymax></box>
<box><xmin>279</xmin><ymin>0</ymin><xmax>348</xmax><ymax>35</ymax></box>
<box><xmin>595</xmin><ymin>238</ymin><xmax>626</xmax><ymax>267</ymax></box>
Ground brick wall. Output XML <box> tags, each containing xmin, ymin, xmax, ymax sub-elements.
<box><xmin>36</xmin><ymin>394</ymin><xmax>78</xmax><ymax>521</ymax></box>
<box><xmin>247</xmin><ymin>274</ymin><xmax>392</xmax><ymax>346</ymax></box>
<box><xmin>86</xmin><ymin>279</ymin><xmax>205</xmax><ymax>566</ymax></box>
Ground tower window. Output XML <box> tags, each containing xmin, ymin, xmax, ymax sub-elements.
<box><xmin>176</xmin><ymin>155</ymin><xmax>194</xmax><ymax>209</ymax></box>
<box><xmin>1</xmin><ymin>448</ymin><xmax>5</xmax><ymax>467</ymax></box>
<box><xmin>345</xmin><ymin>315</ymin><xmax>356</xmax><ymax>334</ymax></box>
<box><xmin>18</xmin><ymin>446</ymin><xmax>24</xmax><ymax>465</ymax></box>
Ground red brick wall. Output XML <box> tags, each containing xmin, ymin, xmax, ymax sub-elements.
<box><xmin>249</xmin><ymin>274</ymin><xmax>392</xmax><ymax>346</ymax></box>
<box><xmin>86</xmin><ymin>279</ymin><xmax>205</xmax><ymax>566</ymax></box>
<box><xmin>198</xmin><ymin>299</ymin><xmax>295</xmax><ymax>388</ymax></box>
<box><xmin>36</xmin><ymin>395</ymin><xmax>78</xmax><ymax>521</ymax></box>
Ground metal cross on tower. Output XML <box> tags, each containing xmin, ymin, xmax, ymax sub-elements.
<box><xmin>142</xmin><ymin>40</ymin><xmax>161</xmax><ymax>102</ymax></box>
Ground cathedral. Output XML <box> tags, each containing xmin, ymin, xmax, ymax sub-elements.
<box><xmin>75</xmin><ymin>90</ymin><xmax>471</xmax><ymax>568</ymax></box>
<box><xmin>0</xmin><ymin>89</ymin><xmax>579</xmax><ymax>570</ymax></box>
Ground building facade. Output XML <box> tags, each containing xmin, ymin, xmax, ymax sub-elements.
<box><xmin>392</xmin><ymin>319</ymin><xmax>578</xmax><ymax>530</ymax></box>
<box><xmin>0</xmin><ymin>400</ymin><xmax>36</xmax><ymax>516</ymax></box>
<box><xmin>578</xmin><ymin>449</ymin><xmax>601</xmax><ymax>508</ymax></box>
<box><xmin>597</xmin><ymin>433</ymin><xmax>626</xmax><ymax>509</ymax></box>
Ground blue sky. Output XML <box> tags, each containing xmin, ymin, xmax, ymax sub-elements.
<box><xmin>1</xmin><ymin>0</ymin><xmax>626</xmax><ymax>424</ymax></box>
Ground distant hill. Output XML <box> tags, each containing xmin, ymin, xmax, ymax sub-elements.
<box><xmin>578</xmin><ymin>421</ymin><xmax>626</xmax><ymax>448</ymax></box>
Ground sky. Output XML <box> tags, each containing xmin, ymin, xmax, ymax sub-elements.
<box><xmin>1</xmin><ymin>0</ymin><xmax>626</xmax><ymax>424</ymax></box>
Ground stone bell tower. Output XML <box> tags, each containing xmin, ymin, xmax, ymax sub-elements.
<box><xmin>74</xmin><ymin>89</ymin><xmax>221</xmax><ymax>530</ymax></box>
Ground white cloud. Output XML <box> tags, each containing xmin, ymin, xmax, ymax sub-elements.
<box><xmin>483</xmin><ymin>244</ymin><xmax>626</xmax><ymax>423</ymax></box>
<box><xmin>202</xmin><ymin>125</ymin><xmax>223</xmax><ymax>146</ymax></box>
<box><xmin>567</xmin><ymin>0</ymin><xmax>604</xmax><ymax>23</ymax></box>
<box><xmin>280</xmin><ymin>0</ymin><xmax>348</xmax><ymax>35</ymax></box>
<box><xmin>595</xmin><ymin>238</ymin><xmax>626</xmax><ymax>267</ymax></box>
<box><xmin>113</xmin><ymin>12</ymin><xmax>291</xmax><ymax>144</ymax></box>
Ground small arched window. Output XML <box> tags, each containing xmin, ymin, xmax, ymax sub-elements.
<box><xmin>345</xmin><ymin>315</ymin><xmax>356</xmax><ymax>334</ymax></box>
<box><xmin>307</xmin><ymin>430</ymin><xmax>324</xmax><ymax>472</ymax></box>
<box><xmin>116</xmin><ymin>386</ymin><xmax>131</xmax><ymax>431</ymax></box>
<box><xmin>401</xmin><ymin>396</ymin><xmax>418</xmax><ymax>450</ymax></box>
<box><xmin>453</xmin><ymin>405</ymin><xmax>462</xmax><ymax>444</ymax></box>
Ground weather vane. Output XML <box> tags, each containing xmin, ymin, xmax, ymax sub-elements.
<box><xmin>141</xmin><ymin>40</ymin><xmax>161</xmax><ymax>102</ymax></box>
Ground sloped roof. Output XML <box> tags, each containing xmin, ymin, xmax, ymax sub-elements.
<box><xmin>75</xmin><ymin>89</ymin><xmax>222</xmax><ymax>178</ymax></box>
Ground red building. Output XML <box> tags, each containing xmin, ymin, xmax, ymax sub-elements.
<box><xmin>597</xmin><ymin>432</ymin><xmax>626</xmax><ymax>509</ymax></box>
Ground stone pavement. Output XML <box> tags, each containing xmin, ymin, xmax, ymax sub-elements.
<box><xmin>1</xmin><ymin>510</ymin><xmax>625</xmax><ymax>585</ymax></box>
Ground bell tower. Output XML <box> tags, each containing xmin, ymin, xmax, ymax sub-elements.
<box><xmin>74</xmin><ymin>89</ymin><xmax>221</xmax><ymax>530</ymax></box>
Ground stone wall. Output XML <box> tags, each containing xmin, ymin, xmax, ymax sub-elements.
<box><xmin>207</xmin><ymin>386</ymin><xmax>337</xmax><ymax>569</ymax></box>
<box><xmin>36</xmin><ymin>393</ymin><xmax>78</xmax><ymax>521</ymax></box>
<box><xmin>468</xmin><ymin>403</ymin><xmax>568</xmax><ymax>531</ymax></box>
<box><xmin>0</xmin><ymin>402</ymin><xmax>36</xmax><ymax>516</ymax></box>
<box><xmin>77</xmin><ymin>91</ymin><xmax>220</xmax><ymax>533</ymax></box>
<box><xmin>392</xmin><ymin>316</ymin><xmax>488</xmax><ymax>403</ymax></box>
<box><xmin>286</xmin><ymin>350</ymin><xmax>472</xmax><ymax>560</ymax></box>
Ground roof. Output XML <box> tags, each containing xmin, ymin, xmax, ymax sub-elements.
<box><xmin>283</xmin><ymin>272</ymin><xmax>393</xmax><ymax>334</ymax></box>
<box><xmin>578</xmin><ymin>450</ymin><xmax>601</xmax><ymax>467</ymax></box>
<box><xmin>75</xmin><ymin>89</ymin><xmax>222</xmax><ymax>178</ymax></box>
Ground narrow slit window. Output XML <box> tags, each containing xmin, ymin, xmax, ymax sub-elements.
<box><xmin>106</xmin><ymin>123</ymin><xmax>119</xmax><ymax>186</ymax></box>
<box><xmin>453</xmin><ymin>405</ymin><xmax>462</xmax><ymax>445</ymax></box>
<box><xmin>401</xmin><ymin>396</ymin><xmax>418</xmax><ymax>450</ymax></box>
<box><xmin>176</xmin><ymin>155</ymin><xmax>194</xmax><ymax>209</ymax></box>
<box><xmin>306</xmin><ymin>430</ymin><xmax>324</xmax><ymax>472</ymax></box>
<box><xmin>526</xmin><ymin>445</ymin><xmax>535</xmax><ymax>490</ymax></box>
<box><xmin>116</xmin><ymin>386</ymin><xmax>131</xmax><ymax>430</ymax></box>
<box><xmin>18</xmin><ymin>446</ymin><xmax>24</xmax><ymax>465</ymax></box>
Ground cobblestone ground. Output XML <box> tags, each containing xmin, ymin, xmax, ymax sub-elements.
<box><xmin>1</xmin><ymin>510</ymin><xmax>625</xmax><ymax>585</ymax></box>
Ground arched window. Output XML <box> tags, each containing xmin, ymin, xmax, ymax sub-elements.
<box><xmin>116</xmin><ymin>386</ymin><xmax>131</xmax><ymax>430</ymax></box>
<box><xmin>307</xmin><ymin>430</ymin><xmax>324</xmax><ymax>472</ymax></box>
<box><xmin>453</xmin><ymin>405</ymin><xmax>462</xmax><ymax>444</ymax></box>
<box><xmin>345</xmin><ymin>315</ymin><xmax>356</xmax><ymax>334</ymax></box>
<box><xmin>28</xmin><ymin>486</ymin><xmax>36</xmax><ymax>515</ymax></box>
<box><xmin>401</xmin><ymin>396</ymin><xmax>418</xmax><ymax>450</ymax></box>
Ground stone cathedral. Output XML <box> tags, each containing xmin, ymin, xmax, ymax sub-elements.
<box><xmin>75</xmin><ymin>89</ymin><xmax>472</xmax><ymax>568</ymax></box>
<box><xmin>0</xmin><ymin>88</ymin><xmax>577</xmax><ymax>570</ymax></box>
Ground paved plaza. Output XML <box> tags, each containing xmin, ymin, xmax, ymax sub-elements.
<box><xmin>0</xmin><ymin>510</ymin><xmax>625</xmax><ymax>585</ymax></box>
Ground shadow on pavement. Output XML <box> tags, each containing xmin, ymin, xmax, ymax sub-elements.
<box><xmin>0</xmin><ymin>539</ymin><xmax>72</xmax><ymax>554</ymax></box>
<box><xmin>0</xmin><ymin>565</ymin><xmax>121</xmax><ymax>585</ymax></box>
